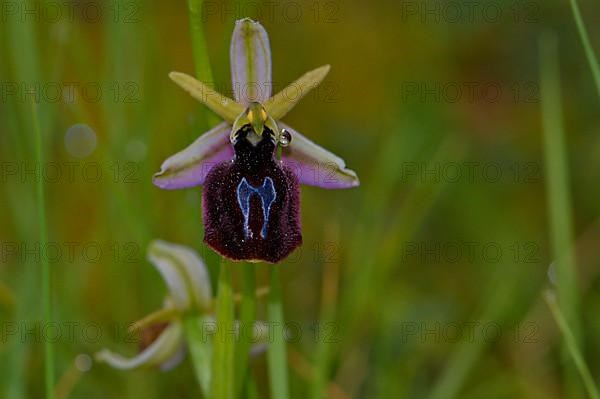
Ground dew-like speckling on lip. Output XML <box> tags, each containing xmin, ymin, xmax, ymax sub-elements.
<box><xmin>65</xmin><ymin>123</ymin><xmax>97</xmax><ymax>158</ymax></box>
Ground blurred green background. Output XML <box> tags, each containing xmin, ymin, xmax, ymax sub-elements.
<box><xmin>2</xmin><ymin>0</ymin><xmax>600</xmax><ymax>397</ymax></box>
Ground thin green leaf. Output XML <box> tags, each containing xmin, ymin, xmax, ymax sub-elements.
<box><xmin>545</xmin><ymin>291</ymin><xmax>600</xmax><ymax>399</ymax></box>
<box><xmin>185</xmin><ymin>315</ymin><xmax>213</xmax><ymax>398</ymax></box>
<box><xmin>539</xmin><ymin>31</ymin><xmax>581</xmax><ymax>395</ymax></box>
<box><xmin>187</xmin><ymin>0</ymin><xmax>221</xmax><ymax>127</ymax></box>
<box><xmin>569</xmin><ymin>0</ymin><xmax>600</xmax><ymax>97</ymax></box>
<box><xmin>31</xmin><ymin>99</ymin><xmax>55</xmax><ymax>399</ymax></box>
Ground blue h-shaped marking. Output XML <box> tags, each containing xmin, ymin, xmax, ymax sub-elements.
<box><xmin>236</xmin><ymin>177</ymin><xmax>276</xmax><ymax>239</ymax></box>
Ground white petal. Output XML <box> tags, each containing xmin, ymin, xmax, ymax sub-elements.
<box><xmin>159</xmin><ymin>345</ymin><xmax>187</xmax><ymax>371</ymax></box>
<box><xmin>95</xmin><ymin>322</ymin><xmax>183</xmax><ymax>370</ymax></box>
<box><xmin>148</xmin><ymin>240</ymin><xmax>212</xmax><ymax>311</ymax></box>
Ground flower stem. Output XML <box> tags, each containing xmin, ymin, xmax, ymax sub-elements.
<box><xmin>184</xmin><ymin>315</ymin><xmax>213</xmax><ymax>398</ymax></box>
<box><xmin>212</xmin><ymin>259</ymin><xmax>235</xmax><ymax>399</ymax></box>
<box><xmin>539</xmin><ymin>32</ymin><xmax>581</xmax><ymax>395</ymax></box>
<box><xmin>267</xmin><ymin>267</ymin><xmax>290</xmax><ymax>399</ymax></box>
<box><xmin>187</xmin><ymin>0</ymin><xmax>220</xmax><ymax>127</ymax></box>
<box><xmin>235</xmin><ymin>264</ymin><xmax>256</xmax><ymax>398</ymax></box>
<box><xmin>31</xmin><ymin>99</ymin><xmax>55</xmax><ymax>399</ymax></box>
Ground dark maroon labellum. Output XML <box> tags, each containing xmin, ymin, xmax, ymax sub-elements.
<box><xmin>203</xmin><ymin>125</ymin><xmax>302</xmax><ymax>263</ymax></box>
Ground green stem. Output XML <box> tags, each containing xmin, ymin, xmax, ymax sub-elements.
<box><xmin>185</xmin><ymin>4</ymin><xmax>237</xmax><ymax>397</ymax></box>
<box><xmin>31</xmin><ymin>100</ymin><xmax>54</xmax><ymax>399</ymax></box>
<box><xmin>235</xmin><ymin>264</ymin><xmax>256</xmax><ymax>398</ymax></box>
<box><xmin>545</xmin><ymin>291</ymin><xmax>600</xmax><ymax>399</ymax></box>
<box><xmin>184</xmin><ymin>315</ymin><xmax>213</xmax><ymax>397</ymax></box>
<box><xmin>267</xmin><ymin>267</ymin><xmax>290</xmax><ymax>399</ymax></box>
<box><xmin>212</xmin><ymin>260</ymin><xmax>235</xmax><ymax>399</ymax></box>
<box><xmin>540</xmin><ymin>33</ymin><xmax>579</xmax><ymax>325</ymax></box>
<box><xmin>569</xmin><ymin>0</ymin><xmax>600</xmax><ymax>98</ymax></box>
<box><xmin>187</xmin><ymin>0</ymin><xmax>220</xmax><ymax>127</ymax></box>
<box><xmin>539</xmin><ymin>32</ymin><xmax>581</xmax><ymax>396</ymax></box>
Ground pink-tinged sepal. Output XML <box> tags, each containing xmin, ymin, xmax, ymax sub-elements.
<box><xmin>153</xmin><ymin>122</ymin><xmax>234</xmax><ymax>189</ymax></box>
<box><xmin>280</xmin><ymin>124</ymin><xmax>360</xmax><ymax>189</ymax></box>
<box><xmin>230</xmin><ymin>18</ymin><xmax>272</xmax><ymax>105</ymax></box>
<box><xmin>203</xmin><ymin>125</ymin><xmax>302</xmax><ymax>263</ymax></box>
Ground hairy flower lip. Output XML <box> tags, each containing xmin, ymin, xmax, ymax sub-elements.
<box><xmin>202</xmin><ymin>130</ymin><xmax>302</xmax><ymax>263</ymax></box>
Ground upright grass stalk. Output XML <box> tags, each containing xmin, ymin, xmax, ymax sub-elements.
<box><xmin>545</xmin><ymin>291</ymin><xmax>600</xmax><ymax>399</ymax></box>
<box><xmin>539</xmin><ymin>32</ymin><xmax>581</xmax><ymax>396</ymax></box>
<box><xmin>184</xmin><ymin>314</ymin><xmax>213</xmax><ymax>397</ymax></box>
<box><xmin>427</xmin><ymin>264</ymin><xmax>521</xmax><ymax>399</ymax></box>
<box><xmin>235</xmin><ymin>264</ymin><xmax>257</xmax><ymax>398</ymax></box>
<box><xmin>311</xmin><ymin>225</ymin><xmax>340</xmax><ymax>399</ymax></box>
<box><xmin>31</xmin><ymin>99</ymin><xmax>54</xmax><ymax>399</ymax></box>
<box><xmin>212</xmin><ymin>260</ymin><xmax>235</xmax><ymax>399</ymax></box>
<box><xmin>3</xmin><ymin>9</ymin><xmax>49</xmax><ymax>398</ymax></box>
<box><xmin>568</xmin><ymin>0</ymin><xmax>600</xmax><ymax>97</ymax></box>
<box><xmin>187</xmin><ymin>0</ymin><xmax>220</xmax><ymax>127</ymax></box>
<box><xmin>185</xmin><ymin>3</ymin><xmax>253</xmax><ymax>397</ymax></box>
<box><xmin>267</xmin><ymin>267</ymin><xmax>290</xmax><ymax>399</ymax></box>
<box><xmin>267</xmin><ymin>112</ymin><xmax>289</xmax><ymax>399</ymax></box>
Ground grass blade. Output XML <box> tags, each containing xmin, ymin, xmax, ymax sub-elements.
<box><xmin>569</xmin><ymin>0</ymin><xmax>600</xmax><ymax>97</ymax></box>
<box><xmin>211</xmin><ymin>260</ymin><xmax>235</xmax><ymax>399</ymax></box>
<box><xmin>185</xmin><ymin>315</ymin><xmax>213</xmax><ymax>397</ymax></box>
<box><xmin>187</xmin><ymin>0</ymin><xmax>220</xmax><ymax>127</ymax></box>
<box><xmin>311</xmin><ymin>224</ymin><xmax>340</xmax><ymax>399</ymax></box>
<box><xmin>31</xmin><ymin>99</ymin><xmax>55</xmax><ymax>399</ymax></box>
<box><xmin>268</xmin><ymin>267</ymin><xmax>290</xmax><ymax>399</ymax></box>
<box><xmin>539</xmin><ymin>31</ymin><xmax>581</xmax><ymax>395</ymax></box>
<box><xmin>545</xmin><ymin>291</ymin><xmax>600</xmax><ymax>399</ymax></box>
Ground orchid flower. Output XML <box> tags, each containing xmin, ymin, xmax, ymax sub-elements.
<box><xmin>96</xmin><ymin>240</ymin><xmax>212</xmax><ymax>372</ymax></box>
<box><xmin>153</xmin><ymin>18</ymin><xmax>359</xmax><ymax>263</ymax></box>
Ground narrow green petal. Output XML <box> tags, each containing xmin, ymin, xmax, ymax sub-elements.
<box><xmin>264</xmin><ymin>65</ymin><xmax>330</xmax><ymax>120</ymax></box>
<box><xmin>169</xmin><ymin>71</ymin><xmax>244</xmax><ymax>123</ymax></box>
